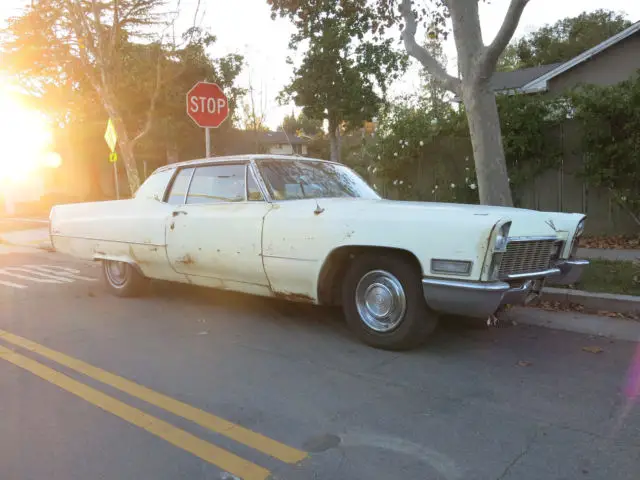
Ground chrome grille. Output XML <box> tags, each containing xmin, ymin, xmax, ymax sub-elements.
<box><xmin>498</xmin><ymin>239</ymin><xmax>555</xmax><ymax>278</ymax></box>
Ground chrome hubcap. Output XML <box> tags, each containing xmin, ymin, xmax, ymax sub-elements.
<box><xmin>355</xmin><ymin>270</ymin><xmax>407</xmax><ymax>333</ymax></box>
<box><xmin>105</xmin><ymin>261</ymin><xmax>128</xmax><ymax>287</ymax></box>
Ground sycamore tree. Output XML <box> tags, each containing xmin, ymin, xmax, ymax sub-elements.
<box><xmin>387</xmin><ymin>0</ymin><xmax>532</xmax><ymax>206</ymax></box>
<box><xmin>271</xmin><ymin>0</ymin><xmax>529</xmax><ymax>205</ymax></box>
<box><xmin>269</xmin><ymin>0</ymin><xmax>408</xmax><ymax>163</ymax></box>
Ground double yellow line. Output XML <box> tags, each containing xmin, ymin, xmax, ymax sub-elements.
<box><xmin>0</xmin><ymin>329</ymin><xmax>307</xmax><ymax>480</ymax></box>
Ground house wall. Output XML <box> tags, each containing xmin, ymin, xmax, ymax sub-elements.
<box><xmin>548</xmin><ymin>32</ymin><xmax>640</xmax><ymax>93</ymax></box>
<box><xmin>266</xmin><ymin>144</ymin><xmax>308</xmax><ymax>156</ymax></box>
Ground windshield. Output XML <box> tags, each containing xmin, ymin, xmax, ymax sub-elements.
<box><xmin>256</xmin><ymin>159</ymin><xmax>380</xmax><ymax>201</ymax></box>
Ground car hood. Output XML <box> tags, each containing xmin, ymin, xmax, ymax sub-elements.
<box><xmin>314</xmin><ymin>198</ymin><xmax>573</xmax><ymax>239</ymax></box>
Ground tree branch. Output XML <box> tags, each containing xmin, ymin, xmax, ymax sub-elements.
<box><xmin>399</xmin><ymin>0</ymin><xmax>461</xmax><ymax>95</ymax></box>
<box><xmin>131</xmin><ymin>47</ymin><xmax>163</xmax><ymax>147</ymax></box>
<box><xmin>479</xmin><ymin>0</ymin><xmax>529</xmax><ymax>77</ymax></box>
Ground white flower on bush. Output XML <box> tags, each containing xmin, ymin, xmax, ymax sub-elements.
<box><xmin>377</xmin><ymin>155</ymin><xmax>381</xmax><ymax>160</ymax></box>
<box><xmin>450</xmin><ymin>183</ymin><xmax>456</xmax><ymax>189</ymax></box>
<box><xmin>435</xmin><ymin>185</ymin><xmax>439</xmax><ymax>190</ymax></box>
<box><xmin>399</xmin><ymin>180</ymin><xmax>404</xmax><ymax>185</ymax></box>
<box><xmin>393</xmin><ymin>180</ymin><xmax>398</xmax><ymax>185</ymax></box>
<box><xmin>373</xmin><ymin>184</ymin><xmax>378</xmax><ymax>191</ymax></box>
<box><xmin>420</xmin><ymin>141</ymin><xmax>424</xmax><ymax>146</ymax></box>
<box><xmin>372</xmin><ymin>167</ymin><xmax>378</xmax><ymax>174</ymax></box>
<box><xmin>469</xmin><ymin>183</ymin><xmax>477</xmax><ymax>190</ymax></box>
<box><xmin>394</xmin><ymin>152</ymin><xmax>398</xmax><ymax>157</ymax></box>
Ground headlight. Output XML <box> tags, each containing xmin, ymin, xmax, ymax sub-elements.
<box><xmin>570</xmin><ymin>218</ymin><xmax>586</xmax><ymax>257</ymax></box>
<box><xmin>575</xmin><ymin>218</ymin><xmax>585</xmax><ymax>238</ymax></box>
<box><xmin>494</xmin><ymin>222</ymin><xmax>511</xmax><ymax>252</ymax></box>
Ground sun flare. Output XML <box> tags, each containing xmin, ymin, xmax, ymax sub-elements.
<box><xmin>0</xmin><ymin>81</ymin><xmax>57</xmax><ymax>184</ymax></box>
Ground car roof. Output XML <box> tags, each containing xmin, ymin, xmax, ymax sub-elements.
<box><xmin>155</xmin><ymin>154</ymin><xmax>338</xmax><ymax>173</ymax></box>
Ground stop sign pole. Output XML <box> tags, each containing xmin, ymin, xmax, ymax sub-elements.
<box><xmin>186</xmin><ymin>81</ymin><xmax>230</xmax><ymax>158</ymax></box>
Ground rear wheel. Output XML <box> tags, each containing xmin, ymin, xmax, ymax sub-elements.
<box><xmin>341</xmin><ymin>253</ymin><xmax>438</xmax><ymax>351</ymax></box>
<box><xmin>102</xmin><ymin>260</ymin><xmax>149</xmax><ymax>297</ymax></box>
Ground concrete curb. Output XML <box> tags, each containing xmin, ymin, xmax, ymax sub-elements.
<box><xmin>542</xmin><ymin>287</ymin><xmax>640</xmax><ymax>316</ymax></box>
<box><xmin>509</xmin><ymin>307</ymin><xmax>640</xmax><ymax>342</ymax></box>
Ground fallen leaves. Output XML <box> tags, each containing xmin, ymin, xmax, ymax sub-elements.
<box><xmin>579</xmin><ymin>235</ymin><xmax>640</xmax><ymax>250</ymax></box>
<box><xmin>582</xmin><ymin>346</ymin><xmax>604</xmax><ymax>354</ymax></box>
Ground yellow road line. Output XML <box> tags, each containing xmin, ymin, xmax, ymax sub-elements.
<box><xmin>0</xmin><ymin>329</ymin><xmax>307</xmax><ymax>464</ymax></box>
<box><xmin>0</xmin><ymin>344</ymin><xmax>270</xmax><ymax>480</ymax></box>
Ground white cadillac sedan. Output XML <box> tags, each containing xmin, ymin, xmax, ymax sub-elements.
<box><xmin>50</xmin><ymin>155</ymin><xmax>588</xmax><ymax>350</ymax></box>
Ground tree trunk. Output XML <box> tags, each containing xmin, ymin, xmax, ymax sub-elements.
<box><xmin>107</xmin><ymin>111</ymin><xmax>141</xmax><ymax>196</ymax></box>
<box><xmin>328</xmin><ymin>119</ymin><xmax>341</xmax><ymax>163</ymax></box>
<box><xmin>462</xmin><ymin>84</ymin><xmax>513</xmax><ymax>207</ymax></box>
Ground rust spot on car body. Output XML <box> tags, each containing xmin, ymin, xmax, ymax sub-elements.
<box><xmin>274</xmin><ymin>291</ymin><xmax>315</xmax><ymax>304</ymax></box>
<box><xmin>177</xmin><ymin>254</ymin><xmax>195</xmax><ymax>265</ymax></box>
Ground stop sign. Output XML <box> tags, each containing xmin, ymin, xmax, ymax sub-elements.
<box><xmin>186</xmin><ymin>82</ymin><xmax>229</xmax><ymax>128</ymax></box>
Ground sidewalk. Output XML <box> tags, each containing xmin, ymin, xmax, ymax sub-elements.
<box><xmin>0</xmin><ymin>226</ymin><xmax>52</xmax><ymax>250</ymax></box>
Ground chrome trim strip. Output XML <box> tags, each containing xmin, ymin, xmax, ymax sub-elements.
<box><xmin>183</xmin><ymin>167</ymin><xmax>197</xmax><ymax>204</ymax></box>
<box><xmin>422</xmin><ymin>278</ymin><xmax>510</xmax><ymax>292</ymax></box>
<box><xmin>505</xmin><ymin>268</ymin><xmax>561</xmax><ymax>280</ymax></box>
<box><xmin>508</xmin><ymin>236</ymin><xmax>558</xmax><ymax>242</ymax></box>
<box><xmin>249</xmin><ymin>159</ymin><xmax>274</xmax><ymax>203</ymax></box>
<box><xmin>50</xmin><ymin>235</ymin><xmax>166</xmax><ymax>247</ymax></box>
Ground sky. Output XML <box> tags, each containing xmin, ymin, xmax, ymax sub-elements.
<box><xmin>1</xmin><ymin>0</ymin><xmax>640</xmax><ymax>130</ymax></box>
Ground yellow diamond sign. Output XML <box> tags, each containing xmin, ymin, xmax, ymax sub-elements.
<box><xmin>104</xmin><ymin>118</ymin><xmax>117</xmax><ymax>153</ymax></box>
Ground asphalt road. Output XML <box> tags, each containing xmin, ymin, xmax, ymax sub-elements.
<box><xmin>0</xmin><ymin>248</ymin><xmax>638</xmax><ymax>480</ymax></box>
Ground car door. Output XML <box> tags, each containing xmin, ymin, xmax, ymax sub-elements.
<box><xmin>165</xmin><ymin>162</ymin><xmax>271</xmax><ymax>287</ymax></box>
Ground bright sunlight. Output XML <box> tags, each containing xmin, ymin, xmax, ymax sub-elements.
<box><xmin>0</xmin><ymin>80</ymin><xmax>59</xmax><ymax>184</ymax></box>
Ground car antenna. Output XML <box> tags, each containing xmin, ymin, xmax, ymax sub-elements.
<box><xmin>314</xmin><ymin>199</ymin><xmax>325</xmax><ymax>216</ymax></box>
<box><xmin>282</xmin><ymin>127</ymin><xmax>303</xmax><ymax>157</ymax></box>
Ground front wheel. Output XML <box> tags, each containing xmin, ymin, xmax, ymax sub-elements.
<box><xmin>102</xmin><ymin>260</ymin><xmax>149</xmax><ymax>297</ymax></box>
<box><xmin>342</xmin><ymin>253</ymin><xmax>438</xmax><ymax>351</ymax></box>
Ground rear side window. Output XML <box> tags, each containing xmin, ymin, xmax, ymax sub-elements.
<box><xmin>134</xmin><ymin>168</ymin><xmax>175</xmax><ymax>200</ymax></box>
<box><xmin>166</xmin><ymin>168</ymin><xmax>194</xmax><ymax>205</ymax></box>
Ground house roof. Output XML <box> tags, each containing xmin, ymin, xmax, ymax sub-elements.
<box><xmin>247</xmin><ymin>130</ymin><xmax>308</xmax><ymax>145</ymax></box>
<box><xmin>522</xmin><ymin>20</ymin><xmax>640</xmax><ymax>93</ymax></box>
<box><xmin>490</xmin><ymin>63</ymin><xmax>562</xmax><ymax>92</ymax></box>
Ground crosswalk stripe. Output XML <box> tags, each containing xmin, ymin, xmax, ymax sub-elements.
<box><xmin>4</xmin><ymin>267</ymin><xmax>75</xmax><ymax>283</ymax></box>
<box><xmin>0</xmin><ymin>279</ymin><xmax>27</xmax><ymax>289</ymax></box>
<box><xmin>30</xmin><ymin>265</ymin><xmax>97</xmax><ymax>282</ymax></box>
<box><xmin>0</xmin><ymin>265</ymin><xmax>98</xmax><ymax>289</ymax></box>
<box><xmin>0</xmin><ymin>268</ymin><xmax>66</xmax><ymax>284</ymax></box>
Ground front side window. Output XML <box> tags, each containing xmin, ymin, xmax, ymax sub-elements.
<box><xmin>186</xmin><ymin>164</ymin><xmax>246</xmax><ymax>204</ymax></box>
<box><xmin>166</xmin><ymin>167</ymin><xmax>194</xmax><ymax>205</ymax></box>
<box><xmin>257</xmin><ymin>159</ymin><xmax>380</xmax><ymax>201</ymax></box>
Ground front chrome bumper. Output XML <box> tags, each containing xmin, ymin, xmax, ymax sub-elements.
<box><xmin>422</xmin><ymin>259</ymin><xmax>589</xmax><ymax>318</ymax></box>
